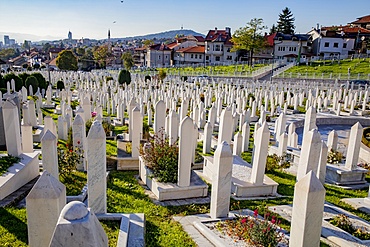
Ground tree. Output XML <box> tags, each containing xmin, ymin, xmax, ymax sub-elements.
<box><xmin>121</xmin><ymin>52</ymin><xmax>134</xmax><ymax>70</ymax></box>
<box><xmin>43</xmin><ymin>43</ymin><xmax>52</xmax><ymax>54</ymax></box>
<box><xmin>270</xmin><ymin>24</ymin><xmax>277</xmax><ymax>35</ymax></box>
<box><xmin>56</xmin><ymin>50</ymin><xmax>78</xmax><ymax>71</ymax></box>
<box><xmin>93</xmin><ymin>45</ymin><xmax>109</xmax><ymax>68</ymax></box>
<box><xmin>276</xmin><ymin>7</ymin><xmax>295</xmax><ymax>34</ymax></box>
<box><xmin>0</xmin><ymin>48</ymin><xmax>16</xmax><ymax>61</ymax></box>
<box><xmin>158</xmin><ymin>69</ymin><xmax>167</xmax><ymax>82</ymax></box>
<box><xmin>3</xmin><ymin>73</ymin><xmax>22</xmax><ymax>91</ymax></box>
<box><xmin>32</xmin><ymin>72</ymin><xmax>47</xmax><ymax>90</ymax></box>
<box><xmin>56</xmin><ymin>80</ymin><xmax>65</xmax><ymax>90</ymax></box>
<box><xmin>231</xmin><ymin>18</ymin><xmax>267</xmax><ymax>66</ymax></box>
<box><xmin>118</xmin><ymin>69</ymin><xmax>131</xmax><ymax>85</ymax></box>
<box><xmin>18</xmin><ymin>73</ymin><xmax>30</xmax><ymax>87</ymax></box>
<box><xmin>25</xmin><ymin>76</ymin><xmax>39</xmax><ymax>94</ymax></box>
<box><xmin>143</xmin><ymin>39</ymin><xmax>154</xmax><ymax>47</ymax></box>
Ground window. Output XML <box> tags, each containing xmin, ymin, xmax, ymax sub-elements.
<box><xmin>227</xmin><ymin>55</ymin><xmax>232</xmax><ymax>60</ymax></box>
<box><xmin>191</xmin><ymin>54</ymin><xmax>194</xmax><ymax>58</ymax></box>
<box><xmin>294</xmin><ymin>47</ymin><xmax>297</xmax><ymax>52</ymax></box>
<box><xmin>333</xmin><ymin>43</ymin><xmax>339</xmax><ymax>48</ymax></box>
<box><xmin>215</xmin><ymin>44</ymin><xmax>220</xmax><ymax>51</ymax></box>
<box><xmin>206</xmin><ymin>56</ymin><xmax>209</xmax><ymax>60</ymax></box>
<box><xmin>343</xmin><ymin>43</ymin><xmax>347</xmax><ymax>48</ymax></box>
<box><xmin>195</xmin><ymin>54</ymin><xmax>198</xmax><ymax>59</ymax></box>
<box><xmin>199</xmin><ymin>55</ymin><xmax>202</xmax><ymax>59</ymax></box>
<box><xmin>215</xmin><ymin>56</ymin><xmax>220</xmax><ymax>61</ymax></box>
<box><xmin>324</xmin><ymin>42</ymin><xmax>329</xmax><ymax>47</ymax></box>
<box><xmin>165</xmin><ymin>55</ymin><xmax>168</xmax><ymax>59</ymax></box>
<box><xmin>158</xmin><ymin>55</ymin><xmax>161</xmax><ymax>60</ymax></box>
<box><xmin>221</xmin><ymin>45</ymin><xmax>223</xmax><ymax>51</ymax></box>
<box><xmin>227</xmin><ymin>47</ymin><xmax>231</xmax><ymax>52</ymax></box>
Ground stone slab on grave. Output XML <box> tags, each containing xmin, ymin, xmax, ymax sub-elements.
<box><xmin>139</xmin><ymin>157</ymin><xmax>208</xmax><ymax>201</ymax></box>
<box><xmin>326</xmin><ymin>163</ymin><xmax>368</xmax><ymax>185</ymax></box>
<box><xmin>0</xmin><ymin>152</ymin><xmax>39</xmax><ymax>200</ymax></box>
<box><xmin>42</xmin><ymin>101</ymin><xmax>56</xmax><ymax>109</ymax></box>
<box><xmin>270</xmin><ymin>203</ymin><xmax>370</xmax><ymax>247</ymax></box>
<box><xmin>203</xmin><ymin>155</ymin><xmax>278</xmax><ymax>198</ymax></box>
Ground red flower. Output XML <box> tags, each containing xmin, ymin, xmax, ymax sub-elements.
<box><xmin>241</xmin><ymin>218</ymin><xmax>247</xmax><ymax>224</ymax></box>
<box><xmin>77</xmin><ymin>140</ymin><xmax>80</xmax><ymax>144</ymax></box>
<box><xmin>253</xmin><ymin>209</ymin><xmax>258</xmax><ymax>217</ymax></box>
<box><xmin>271</xmin><ymin>216</ymin><xmax>276</xmax><ymax>224</ymax></box>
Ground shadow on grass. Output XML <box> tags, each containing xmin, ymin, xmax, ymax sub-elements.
<box><xmin>0</xmin><ymin>208</ymin><xmax>28</xmax><ymax>245</ymax></box>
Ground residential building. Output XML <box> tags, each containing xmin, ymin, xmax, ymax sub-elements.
<box><xmin>146</xmin><ymin>43</ymin><xmax>172</xmax><ymax>67</ymax></box>
<box><xmin>350</xmin><ymin>15</ymin><xmax>370</xmax><ymax>30</ymax></box>
<box><xmin>273</xmin><ymin>33</ymin><xmax>312</xmax><ymax>63</ymax></box>
<box><xmin>253</xmin><ymin>33</ymin><xmax>275</xmax><ymax>61</ymax></box>
<box><xmin>204</xmin><ymin>27</ymin><xmax>236</xmax><ymax>64</ymax></box>
<box><xmin>49</xmin><ymin>48</ymin><xmax>64</xmax><ymax>60</ymax></box>
<box><xmin>133</xmin><ymin>47</ymin><xmax>147</xmax><ymax>67</ymax></box>
<box><xmin>308</xmin><ymin>28</ymin><xmax>356</xmax><ymax>59</ymax></box>
<box><xmin>173</xmin><ymin>46</ymin><xmax>205</xmax><ymax>65</ymax></box>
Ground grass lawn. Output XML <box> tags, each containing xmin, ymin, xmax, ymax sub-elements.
<box><xmin>158</xmin><ymin>63</ymin><xmax>268</xmax><ymax>77</ymax></box>
<box><xmin>281</xmin><ymin>58</ymin><xmax>370</xmax><ymax>78</ymax></box>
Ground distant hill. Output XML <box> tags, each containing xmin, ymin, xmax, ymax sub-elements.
<box><xmin>110</xmin><ymin>29</ymin><xmax>205</xmax><ymax>42</ymax></box>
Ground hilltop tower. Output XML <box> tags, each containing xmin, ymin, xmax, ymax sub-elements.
<box><xmin>68</xmin><ymin>30</ymin><xmax>72</xmax><ymax>41</ymax></box>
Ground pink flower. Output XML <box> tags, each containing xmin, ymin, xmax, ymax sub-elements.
<box><xmin>253</xmin><ymin>209</ymin><xmax>258</xmax><ymax>217</ymax></box>
<box><xmin>271</xmin><ymin>216</ymin><xmax>276</xmax><ymax>224</ymax></box>
<box><xmin>91</xmin><ymin>112</ymin><xmax>97</xmax><ymax>117</ymax></box>
<box><xmin>241</xmin><ymin>218</ymin><xmax>247</xmax><ymax>224</ymax></box>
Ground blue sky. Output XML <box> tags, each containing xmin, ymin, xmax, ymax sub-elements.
<box><xmin>1</xmin><ymin>0</ymin><xmax>370</xmax><ymax>42</ymax></box>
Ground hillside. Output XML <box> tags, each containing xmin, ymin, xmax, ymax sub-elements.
<box><xmin>110</xmin><ymin>29</ymin><xmax>205</xmax><ymax>41</ymax></box>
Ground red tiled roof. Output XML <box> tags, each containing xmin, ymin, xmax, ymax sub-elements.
<box><xmin>205</xmin><ymin>29</ymin><xmax>232</xmax><ymax>44</ymax></box>
<box><xmin>49</xmin><ymin>48</ymin><xmax>64</xmax><ymax>53</ymax></box>
<box><xmin>176</xmin><ymin>46</ymin><xmax>205</xmax><ymax>53</ymax></box>
<box><xmin>342</xmin><ymin>26</ymin><xmax>370</xmax><ymax>34</ymax></box>
<box><xmin>166</xmin><ymin>42</ymin><xmax>178</xmax><ymax>49</ymax></box>
<box><xmin>266</xmin><ymin>33</ymin><xmax>277</xmax><ymax>46</ymax></box>
<box><xmin>149</xmin><ymin>43</ymin><xmax>171</xmax><ymax>51</ymax></box>
<box><xmin>350</xmin><ymin>15</ymin><xmax>370</xmax><ymax>24</ymax></box>
<box><xmin>194</xmin><ymin>36</ymin><xmax>205</xmax><ymax>42</ymax></box>
<box><xmin>135</xmin><ymin>47</ymin><xmax>147</xmax><ymax>51</ymax></box>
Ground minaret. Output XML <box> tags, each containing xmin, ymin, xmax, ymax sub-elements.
<box><xmin>108</xmin><ymin>29</ymin><xmax>111</xmax><ymax>52</ymax></box>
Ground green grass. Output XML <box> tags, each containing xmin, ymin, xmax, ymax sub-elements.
<box><xmin>114</xmin><ymin>125</ymin><xmax>128</xmax><ymax>135</ymax></box>
<box><xmin>0</xmin><ymin>207</ymin><xmax>28</xmax><ymax>246</ymax></box>
<box><xmin>60</xmin><ymin>170</ymin><xmax>87</xmax><ymax>196</ymax></box>
<box><xmin>106</xmin><ymin>140</ymin><xmax>117</xmax><ymax>157</ymax></box>
<box><xmin>107</xmin><ymin>171</ymin><xmax>198</xmax><ymax>247</ymax></box>
<box><xmin>282</xmin><ymin>58</ymin><xmax>370</xmax><ymax>77</ymax></box>
<box><xmin>156</xmin><ymin>63</ymin><xmax>268</xmax><ymax>77</ymax></box>
<box><xmin>0</xmin><ymin>156</ymin><xmax>21</xmax><ymax>176</ymax></box>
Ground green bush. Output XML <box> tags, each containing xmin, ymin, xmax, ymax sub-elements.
<box><xmin>32</xmin><ymin>72</ymin><xmax>47</xmax><ymax>90</ymax></box>
<box><xmin>158</xmin><ymin>69</ymin><xmax>167</xmax><ymax>81</ymax></box>
<box><xmin>3</xmin><ymin>73</ymin><xmax>22</xmax><ymax>90</ymax></box>
<box><xmin>106</xmin><ymin>76</ymin><xmax>113</xmax><ymax>82</ymax></box>
<box><xmin>140</xmin><ymin>130</ymin><xmax>179</xmax><ymax>183</ymax></box>
<box><xmin>56</xmin><ymin>80</ymin><xmax>65</xmax><ymax>90</ymax></box>
<box><xmin>265</xmin><ymin>154</ymin><xmax>291</xmax><ymax>172</ymax></box>
<box><xmin>118</xmin><ymin>69</ymin><xmax>131</xmax><ymax>85</ymax></box>
<box><xmin>18</xmin><ymin>73</ymin><xmax>30</xmax><ymax>88</ymax></box>
<box><xmin>327</xmin><ymin>149</ymin><xmax>343</xmax><ymax>164</ymax></box>
<box><xmin>33</xmin><ymin>63</ymin><xmax>40</xmax><ymax>69</ymax></box>
<box><xmin>25</xmin><ymin>75</ymin><xmax>39</xmax><ymax>93</ymax></box>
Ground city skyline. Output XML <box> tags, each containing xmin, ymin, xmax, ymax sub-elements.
<box><xmin>1</xmin><ymin>0</ymin><xmax>370</xmax><ymax>42</ymax></box>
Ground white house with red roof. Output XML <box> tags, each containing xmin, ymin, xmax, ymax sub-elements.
<box><xmin>173</xmin><ymin>46</ymin><xmax>205</xmax><ymax>65</ymax></box>
<box><xmin>350</xmin><ymin>15</ymin><xmax>370</xmax><ymax>30</ymax></box>
<box><xmin>204</xmin><ymin>27</ymin><xmax>236</xmax><ymax>64</ymax></box>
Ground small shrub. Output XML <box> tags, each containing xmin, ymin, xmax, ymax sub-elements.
<box><xmin>265</xmin><ymin>154</ymin><xmax>291</xmax><ymax>173</ymax></box>
<box><xmin>327</xmin><ymin>149</ymin><xmax>343</xmax><ymax>164</ymax></box>
<box><xmin>139</xmin><ymin>129</ymin><xmax>178</xmax><ymax>183</ymax></box>
<box><xmin>56</xmin><ymin>80</ymin><xmax>65</xmax><ymax>90</ymax></box>
<box><xmin>330</xmin><ymin>214</ymin><xmax>370</xmax><ymax>240</ymax></box>
<box><xmin>106</xmin><ymin>76</ymin><xmax>113</xmax><ymax>82</ymax></box>
<box><xmin>158</xmin><ymin>69</ymin><xmax>167</xmax><ymax>82</ymax></box>
<box><xmin>58</xmin><ymin>146</ymin><xmax>84</xmax><ymax>181</ymax></box>
<box><xmin>215</xmin><ymin>208</ymin><xmax>285</xmax><ymax>247</ymax></box>
<box><xmin>118</xmin><ymin>69</ymin><xmax>131</xmax><ymax>85</ymax></box>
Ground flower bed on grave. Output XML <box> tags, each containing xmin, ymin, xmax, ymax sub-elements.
<box><xmin>328</xmin><ymin>214</ymin><xmax>370</xmax><ymax>240</ymax></box>
<box><xmin>139</xmin><ymin>131</ymin><xmax>208</xmax><ymax>201</ymax></box>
